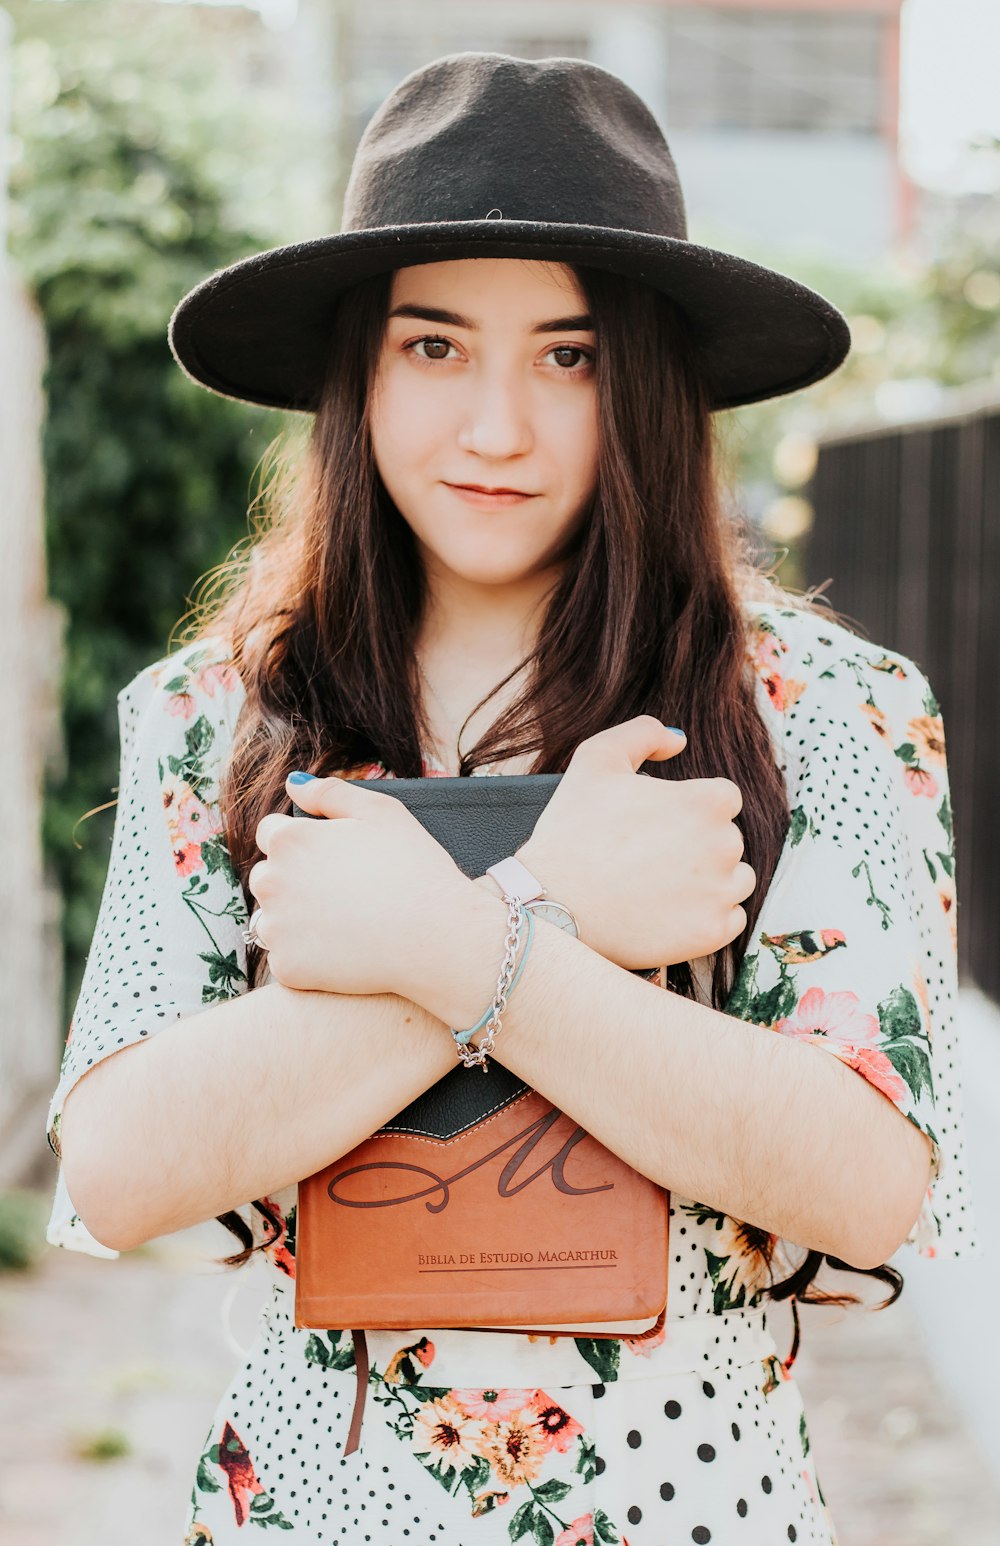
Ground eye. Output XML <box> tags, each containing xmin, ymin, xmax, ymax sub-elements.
<box><xmin>544</xmin><ymin>344</ymin><xmax>594</xmax><ymax>371</ymax></box>
<box><xmin>407</xmin><ymin>336</ymin><xmax>457</xmax><ymax>362</ymax></box>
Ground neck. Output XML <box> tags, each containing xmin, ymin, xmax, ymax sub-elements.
<box><xmin>416</xmin><ymin>561</ymin><xmax>560</xmax><ymax>671</ymax></box>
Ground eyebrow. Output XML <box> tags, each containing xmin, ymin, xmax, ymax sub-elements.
<box><xmin>387</xmin><ymin>303</ymin><xmax>594</xmax><ymax>334</ymax></box>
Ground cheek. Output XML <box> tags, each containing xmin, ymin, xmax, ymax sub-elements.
<box><xmin>370</xmin><ymin>373</ymin><xmax>440</xmax><ymax>484</ymax></box>
<box><xmin>555</xmin><ymin>393</ymin><xmax>599</xmax><ymax>504</ymax></box>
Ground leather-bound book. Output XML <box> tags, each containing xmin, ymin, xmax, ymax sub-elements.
<box><xmin>292</xmin><ymin>774</ymin><xmax>669</xmax><ymax>1341</ymax></box>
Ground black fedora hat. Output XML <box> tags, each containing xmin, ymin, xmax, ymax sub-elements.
<box><xmin>168</xmin><ymin>51</ymin><xmax>851</xmax><ymax>413</ymax></box>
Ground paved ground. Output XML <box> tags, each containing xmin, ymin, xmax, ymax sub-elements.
<box><xmin>791</xmin><ymin>1293</ymin><xmax>1000</xmax><ymax>1546</ymax></box>
<box><xmin>0</xmin><ymin>1211</ymin><xmax>998</xmax><ymax>1546</ymax></box>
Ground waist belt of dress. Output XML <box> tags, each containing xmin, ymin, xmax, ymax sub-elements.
<box><xmin>257</xmin><ymin>1294</ymin><xmax>799</xmax><ymax>1458</ymax></box>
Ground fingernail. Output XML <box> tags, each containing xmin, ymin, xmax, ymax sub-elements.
<box><xmin>665</xmin><ymin>726</ymin><xmax>686</xmax><ymax>736</ymax></box>
<box><xmin>288</xmin><ymin>771</ymin><xmax>317</xmax><ymax>784</ymax></box>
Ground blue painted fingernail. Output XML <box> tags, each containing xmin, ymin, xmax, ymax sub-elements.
<box><xmin>288</xmin><ymin>771</ymin><xmax>317</xmax><ymax>784</ymax></box>
<box><xmin>665</xmin><ymin>726</ymin><xmax>685</xmax><ymax>736</ymax></box>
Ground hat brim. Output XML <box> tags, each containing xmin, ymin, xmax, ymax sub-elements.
<box><xmin>167</xmin><ymin>220</ymin><xmax>851</xmax><ymax>413</ymax></box>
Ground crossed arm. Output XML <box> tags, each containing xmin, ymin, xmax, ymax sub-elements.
<box><xmin>63</xmin><ymin>868</ymin><xmax>932</xmax><ymax>1264</ymax></box>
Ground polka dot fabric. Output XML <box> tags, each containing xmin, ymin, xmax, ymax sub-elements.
<box><xmin>44</xmin><ymin>597</ymin><xmax>978</xmax><ymax>1543</ymax></box>
<box><xmin>180</xmin><ymin>1294</ymin><xmax>837</xmax><ymax>1544</ymax></box>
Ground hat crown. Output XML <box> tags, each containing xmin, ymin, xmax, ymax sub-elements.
<box><xmin>342</xmin><ymin>52</ymin><xmax>688</xmax><ymax>240</ymax></box>
<box><xmin>169</xmin><ymin>50</ymin><xmax>851</xmax><ymax>414</ymax></box>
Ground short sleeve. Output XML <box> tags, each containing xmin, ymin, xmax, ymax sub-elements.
<box><xmin>728</xmin><ymin>607</ymin><xmax>979</xmax><ymax>1260</ymax></box>
<box><xmin>45</xmin><ymin>639</ymin><xmax>251</xmax><ymax>1257</ymax></box>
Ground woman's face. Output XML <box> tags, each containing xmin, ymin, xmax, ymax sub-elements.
<box><xmin>369</xmin><ymin>258</ymin><xmax>599</xmax><ymax>595</ymax></box>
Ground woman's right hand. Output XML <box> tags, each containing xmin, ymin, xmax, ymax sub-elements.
<box><xmin>516</xmin><ymin>717</ymin><xmax>756</xmax><ymax>971</ymax></box>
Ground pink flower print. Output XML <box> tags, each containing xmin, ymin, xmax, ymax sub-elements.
<box><xmin>747</xmin><ymin>627</ymin><xmax>807</xmax><ymax>712</ymax></box>
<box><xmin>527</xmin><ymin>1391</ymin><xmax>584</xmax><ymax>1454</ymax></box>
<box><xmin>452</xmin><ymin>1389</ymin><xmax>526</xmax><ymax>1422</ymax></box>
<box><xmin>776</xmin><ymin>986</ymin><xmax>879</xmax><ymax>1046</ymax></box>
<box><xmin>556</xmin><ymin>1516</ymin><xmax>595</xmax><ymax>1546</ymax></box>
<box><xmin>163</xmin><ymin>771</ymin><xmax>221</xmax><ymax>868</ymax></box>
<box><xmin>904</xmin><ymin>765</ymin><xmax>939</xmax><ymax>798</ymax></box>
<box><xmin>837</xmin><ymin>1043</ymin><xmax>908</xmax><ymax>1103</ymax></box>
<box><xmin>172</xmin><ymin>842</ymin><xmax>204</xmax><ymax>878</ymax></box>
<box><xmin>165</xmin><ymin>690</ymin><xmax>197</xmax><ymax>720</ymax></box>
<box><xmin>778</xmin><ymin>987</ymin><xmax>907</xmax><ymax>1103</ymax></box>
<box><xmin>174</xmin><ymin>789</ymin><xmax>222</xmax><ymax>844</ymax></box>
<box><xmin>195</xmin><ymin>661</ymin><xmax>241</xmax><ymax>697</ymax></box>
<box><xmin>761</xmin><ymin>670</ymin><xmax>803</xmax><ymax>714</ymax></box>
<box><xmin>754</xmin><ymin>630</ymin><xmax>785</xmax><ymax>676</ymax></box>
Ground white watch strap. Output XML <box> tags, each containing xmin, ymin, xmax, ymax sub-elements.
<box><xmin>486</xmin><ymin>854</ymin><xmax>547</xmax><ymax>902</ymax></box>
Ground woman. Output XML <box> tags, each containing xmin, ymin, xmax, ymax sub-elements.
<box><xmin>46</xmin><ymin>52</ymin><xmax>975</xmax><ymax>1546</ymax></box>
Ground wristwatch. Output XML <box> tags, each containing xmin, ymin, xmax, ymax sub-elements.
<box><xmin>484</xmin><ymin>854</ymin><xmax>580</xmax><ymax>939</ymax></box>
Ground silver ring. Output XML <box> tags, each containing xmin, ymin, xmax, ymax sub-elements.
<box><xmin>241</xmin><ymin>908</ymin><xmax>267</xmax><ymax>950</ymax></box>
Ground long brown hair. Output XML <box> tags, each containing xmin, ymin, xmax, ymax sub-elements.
<box><xmin>178</xmin><ymin>262</ymin><xmax>900</xmax><ymax>1313</ymax></box>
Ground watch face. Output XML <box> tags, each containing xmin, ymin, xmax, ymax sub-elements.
<box><xmin>526</xmin><ymin>900</ymin><xmax>579</xmax><ymax>937</ymax></box>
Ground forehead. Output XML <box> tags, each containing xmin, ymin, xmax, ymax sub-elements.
<box><xmin>386</xmin><ymin>258</ymin><xmax>586</xmax><ymax>319</ymax></box>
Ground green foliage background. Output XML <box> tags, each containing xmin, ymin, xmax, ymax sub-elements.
<box><xmin>8</xmin><ymin>2</ymin><xmax>305</xmax><ymax>1016</ymax></box>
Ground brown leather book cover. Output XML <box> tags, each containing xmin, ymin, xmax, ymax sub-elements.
<box><xmin>295</xmin><ymin>1088</ymin><xmax>669</xmax><ymax>1333</ymax></box>
<box><xmin>290</xmin><ymin>774</ymin><xmax>669</xmax><ymax>1336</ymax></box>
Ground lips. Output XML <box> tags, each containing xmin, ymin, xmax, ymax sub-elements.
<box><xmin>447</xmin><ymin>482</ymin><xmax>535</xmax><ymax>496</ymax></box>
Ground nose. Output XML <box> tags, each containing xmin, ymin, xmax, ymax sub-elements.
<box><xmin>455</xmin><ymin>367</ymin><xmax>534</xmax><ymax>461</ymax></box>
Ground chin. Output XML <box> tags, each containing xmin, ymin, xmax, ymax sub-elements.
<box><xmin>432</xmin><ymin>542</ymin><xmax>553</xmax><ymax>586</ymax></box>
<box><xmin>447</xmin><ymin>561</ymin><xmax>542</xmax><ymax>588</ymax></box>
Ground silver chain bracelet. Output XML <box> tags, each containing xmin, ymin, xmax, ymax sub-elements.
<box><xmin>455</xmin><ymin>895</ymin><xmax>525</xmax><ymax>1071</ymax></box>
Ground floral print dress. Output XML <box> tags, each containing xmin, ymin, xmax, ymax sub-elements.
<box><xmin>45</xmin><ymin>595</ymin><xmax>978</xmax><ymax>1545</ymax></box>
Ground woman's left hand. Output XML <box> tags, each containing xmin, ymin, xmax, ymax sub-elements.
<box><xmin>248</xmin><ymin>774</ymin><xmax>479</xmax><ymax>999</ymax></box>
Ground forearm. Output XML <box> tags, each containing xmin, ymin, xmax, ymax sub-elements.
<box><xmin>61</xmin><ymin>981</ymin><xmax>454</xmax><ymax>1252</ymax></box>
<box><xmin>418</xmin><ymin>887</ymin><xmax>935</xmax><ymax>1270</ymax></box>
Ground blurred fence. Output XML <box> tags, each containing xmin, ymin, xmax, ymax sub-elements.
<box><xmin>806</xmin><ymin>388</ymin><xmax>1000</xmax><ymax>1001</ymax></box>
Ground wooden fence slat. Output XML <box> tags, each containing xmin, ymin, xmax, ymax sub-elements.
<box><xmin>807</xmin><ymin>406</ymin><xmax>999</xmax><ymax>997</ymax></box>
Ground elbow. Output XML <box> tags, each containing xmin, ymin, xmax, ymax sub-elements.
<box><xmin>60</xmin><ymin>1084</ymin><xmax>146</xmax><ymax>1254</ymax></box>
<box><xmin>836</xmin><ymin>1236</ymin><xmax>902</xmax><ymax>1274</ymax></box>
<box><xmin>61</xmin><ymin>1151</ymin><xmax>138</xmax><ymax>1254</ymax></box>
<box><xmin>839</xmin><ymin>1225</ymin><xmax>913</xmax><ymax>1274</ymax></box>
<box><xmin>838</xmin><ymin>1128</ymin><xmax>936</xmax><ymax>1271</ymax></box>
<box><xmin>865</xmin><ymin>1199</ymin><xmax>929</xmax><ymax>1271</ymax></box>
<box><xmin>829</xmin><ymin>1214</ymin><xmax>911</xmax><ymax>1272</ymax></box>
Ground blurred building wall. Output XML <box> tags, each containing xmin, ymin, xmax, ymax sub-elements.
<box><xmin>306</xmin><ymin>0</ymin><xmax>907</xmax><ymax>263</ymax></box>
<box><xmin>660</xmin><ymin>0</ymin><xmax>906</xmax><ymax>261</ymax></box>
<box><xmin>0</xmin><ymin>6</ymin><xmax>65</xmax><ymax>1185</ymax></box>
